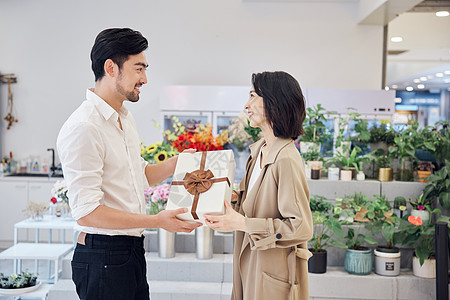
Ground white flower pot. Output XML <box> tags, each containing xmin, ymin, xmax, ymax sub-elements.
<box><xmin>412</xmin><ymin>256</ymin><xmax>436</xmax><ymax>279</ymax></box>
<box><xmin>328</xmin><ymin>167</ymin><xmax>340</xmax><ymax>181</ymax></box>
<box><xmin>356</xmin><ymin>171</ymin><xmax>365</xmax><ymax>181</ymax></box>
<box><xmin>374</xmin><ymin>248</ymin><xmax>401</xmax><ymax>276</ymax></box>
<box><xmin>340</xmin><ymin>170</ymin><xmax>352</xmax><ymax>181</ymax></box>
<box><xmin>411</xmin><ymin>209</ymin><xmax>430</xmax><ymax>225</ymax></box>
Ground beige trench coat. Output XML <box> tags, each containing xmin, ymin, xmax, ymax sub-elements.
<box><xmin>231</xmin><ymin>138</ymin><xmax>313</xmax><ymax>300</ymax></box>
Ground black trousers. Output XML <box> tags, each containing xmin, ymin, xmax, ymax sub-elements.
<box><xmin>71</xmin><ymin>233</ymin><xmax>150</xmax><ymax>300</ymax></box>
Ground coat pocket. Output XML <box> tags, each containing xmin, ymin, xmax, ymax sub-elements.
<box><xmin>262</xmin><ymin>272</ymin><xmax>290</xmax><ymax>300</ymax></box>
<box><xmin>71</xmin><ymin>262</ymin><xmax>88</xmax><ymax>300</ymax></box>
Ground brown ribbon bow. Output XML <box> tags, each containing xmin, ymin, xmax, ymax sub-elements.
<box><xmin>172</xmin><ymin>152</ymin><xmax>230</xmax><ymax>219</ymax></box>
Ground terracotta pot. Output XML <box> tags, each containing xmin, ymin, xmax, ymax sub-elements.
<box><xmin>340</xmin><ymin>170</ymin><xmax>352</xmax><ymax>181</ymax></box>
<box><xmin>417</xmin><ymin>170</ymin><xmax>432</xmax><ymax>183</ymax></box>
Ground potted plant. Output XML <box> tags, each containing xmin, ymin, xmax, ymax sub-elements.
<box><xmin>416</xmin><ymin>161</ymin><xmax>434</xmax><ymax>183</ymax></box>
<box><xmin>408</xmin><ymin>193</ymin><xmax>433</xmax><ymax>225</ymax></box>
<box><xmin>375</xmin><ymin>152</ymin><xmax>393</xmax><ymax>182</ymax></box>
<box><xmin>422</xmin><ymin>160</ymin><xmax>450</xmax><ymax>210</ymax></box>
<box><xmin>393</xmin><ymin>196</ymin><xmax>407</xmax><ymax>218</ymax></box>
<box><xmin>368</xmin><ymin>124</ymin><xmax>396</xmax><ymax>153</ymax></box>
<box><xmin>0</xmin><ymin>270</ymin><xmax>38</xmax><ymax>291</ymax></box>
<box><xmin>333</xmin><ymin>108</ymin><xmax>357</xmax><ymax>157</ymax></box>
<box><xmin>326</xmin><ymin>146</ymin><xmax>374</xmax><ymax>181</ymax></box>
<box><xmin>333</xmin><ymin>193</ymin><xmax>377</xmax><ymax>275</ymax></box>
<box><xmin>303</xmin><ymin>150</ymin><xmax>322</xmax><ymax>179</ymax></box>
<box><xmin>144</xmin><ymin>184</ymin><xmax>174</xmax><ymax>258</ymax></box>
<box><xmin>356</xmin><ymin>195</ymin><xmax>402</xmax><ymax>276</ymax></box>
<box><xmin>397</xmin><ymin>210</ymin><xmax>450</xmax><ymax>278</ymax></box>
<box><xmin>308</xmin><ymin>195</ymin><xmax>345</xmax><ymax>273</ymax></box>
<box><xmin>300</xmin><ymin>104</ymin><xmax>329</xmax><ymax>154</ymax></box>
<box><xmin>388</xmin><ymin>125</ymin><xmax>417</xmax><ymax>181</ymax></box>
<box><xmin>434</xmin><ymin>120</ymin><xmax>450</xmax><ymax>163</ymax></box>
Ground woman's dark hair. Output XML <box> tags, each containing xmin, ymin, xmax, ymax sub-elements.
<box><xmin>251</xmin><ymin>71</ymin><xmax>306</xmax><ymax>139</ymax></box>
<box><xmin>90</xmin><ymin>28</ymin><xmax>148</xmax><ymax>81</ymax></box>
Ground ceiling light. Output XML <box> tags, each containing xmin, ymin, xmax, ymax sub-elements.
<box><xmin>420</xmin><ymin>77</ymin><xmax>427</xmax><ymax>81</ymax></box>
<box><xmin>406</xmin><ymin>86</ymin><xmax>413</xmax><ymax>91</ymax></box>
<box><xmin>436</xmin><ymin>11</ymin><xmax>449</xmax><ymax>17</ymax></box>
<box><xmin>391</xmin><ymin>85</ymin><xmax>398</xmax><ymax>89</ymax></box>
<box><xmin>413</xmin><ymin>79</ymin><xmax>420</xmax><ymax>83</ymax></box>
<box><xmin>436</xmin><ymin>73</ymin><xmax>444</xmax><ymax>77</ymax></box>
<box><xmin>427</xmin><ymin>75</ymin><xmax>434</xmax><ymax>79</ymax></box>
<box><xmin>391</xmin><ymin>37</ymin><xmax>403</xmax><ymax>42</ymax></box>
<box><xmin>445</xmin><ymin>70</ymin><xmax>450</xmax><ymax>75</ymax></box>
<box><xmin>384</xmin><ymin>86</ymin><xmax>389</xmax><ymax>91</ymax></box>
<box><xmin>417</xmin><ymin>84</ymin><xmax>425</xmax><ymax>89</ymax></box>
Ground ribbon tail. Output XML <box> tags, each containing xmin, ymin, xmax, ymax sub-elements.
<box><xmin>191</xmin><ymin>193</ymin><xmax>200</xmax><ymax>219</ymax></box>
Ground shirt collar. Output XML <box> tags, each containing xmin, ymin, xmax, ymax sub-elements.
<box><xmin>249</xmin><ymin>137</ymin><xmax>293</xmax><ymax>168</ymax></box>
<box><xmin>86</xmin><ymin>88</ymin><xmax>129</xmax><ymax>120</ymax></box>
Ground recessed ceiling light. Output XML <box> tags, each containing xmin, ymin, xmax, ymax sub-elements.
<box><xmin>406</xmin><ymin>86</ymin><xmax>413</xmax><ymax>91</ymax></box>
<box><xmin>413</xmin><ymin>79</ymin><xmax>420</xmax><ymax>83</ymax></box>
<box><xmin>420</xmin><ymin>77</ymin><xmax>427</xmax><ymax>81</ymax></box>
<box><xmin>427</xmin><ymin>75</ymin><xmax>434</xmax><ymax>79</ymax></box>
<box><xmin>417</xmin><ymin>84</ymin><xmax>425</xmax><ymax>89</ymax></box>
<box><xmin>436</xmin><ymin>73</ymin><xmax>444</xmax><ymax>77</ymax></box>
<box><xmin>391</xmin><ymin>37</ymin><xmax>403</xmax><ymax>42</ymax></box>
<box><xmin>436</xmin><ymin>11</ymin><xmax>449</xmax><ymax>17</ymax></box>
<box><xmin>384</xmin><ymin>86</ymin><xmax>390</xmax><ymax>91</ymax></box>
<box><xmin>392</xmin><ymin>85</ymin><xmax>398</xmax><ymax>89</ymax></box>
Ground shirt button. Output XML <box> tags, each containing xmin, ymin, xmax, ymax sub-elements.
<box><xmin>276</xmin><ymin>233</ymin><xmax>282</xmax><ymax>239</ymax></box>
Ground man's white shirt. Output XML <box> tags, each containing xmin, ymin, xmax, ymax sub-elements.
<box><xmin>57</xmin><ymin>89</ymin><xmax>149</xmax><ymax>237</ymax></box>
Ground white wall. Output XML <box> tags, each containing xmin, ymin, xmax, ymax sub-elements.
<box><xmin>0</xmin><ymin>0</ymin><xmax>383</xmax><ymax>163</ymax></box>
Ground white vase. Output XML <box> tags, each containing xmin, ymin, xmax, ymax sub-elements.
<box><xmin>328</xmin><ymin>167</ymin><xmax>340</xmax><ymax>180</ymax></box>
<box><xmin>411</xmin><ymin>209</ymin><xmax>430</xmax><ymax>224</ymax></box>
<box><xmin>374</xmin><ymin>248</ymin><xmax>401</xmax><ymax>276</ymax></box>
<box><xmin>412</xmin><ymin>256</ymin><xmax>436</xmax><ymax>278</ymax></box>
<box><xmin>356</xmin><ymin>171</ymin><xmax>365</xmax><ymax>181</ymax></box>
<box><xmin>340</xmin><ymin>170</ymin><xmax>352</xmax><ymax>181</ymax></box>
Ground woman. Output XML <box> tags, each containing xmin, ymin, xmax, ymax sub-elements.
<box><xmin>204</xmin><ymin>71</ymin><xmax>313</xmax><ymax>300</ymax></box>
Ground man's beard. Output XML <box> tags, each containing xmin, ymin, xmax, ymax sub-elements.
<box><xmin>116</xmin><ymin>73</ymin><xmax>140</xmax><ymax>102</ymax></box>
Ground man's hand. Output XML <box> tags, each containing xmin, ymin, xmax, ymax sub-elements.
<box><xmin>204</xmin><ymin>200</ymin><xmax>246</xmax><ymax>232</ymax></box>
<box><xmin>156</xmin><ymin>208</ymin><xmax>202</xmax><ymax>233</ymax></box>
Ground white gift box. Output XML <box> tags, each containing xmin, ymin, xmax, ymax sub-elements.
<box><xmin>166</xmin><ymin>150</ymin><xmax>236</xmax><ymax>225</ymax></box>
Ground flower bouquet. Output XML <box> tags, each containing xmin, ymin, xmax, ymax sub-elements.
<box><xmin>141</xmin><ymin>141</ymin><xmax>178</xmax><ymax>164</ymax></box>
<box><xmin>171</xmin><ymin>122</ymin><xmax>228</xmax><ymax>152</ymax></box>
<box><xmin>145</xmin><ymin>184</ymin><xmax>170</xmax><ymax>215</ymax></box>
<box><xmin>50</xmin><ymin>180</ymin><xmax>70</xmax><ymax>217</ymax></box>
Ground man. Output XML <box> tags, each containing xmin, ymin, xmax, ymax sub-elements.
<box><xmin>57</xmin><ymin>28</ymin><xmax>201</xmax><ymax>300</ymax></box>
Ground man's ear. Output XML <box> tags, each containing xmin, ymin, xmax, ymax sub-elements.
<box><xmin>104</xmin><ymin>59</ymin><xmax>116</xmax><ymax>78</ymax></box>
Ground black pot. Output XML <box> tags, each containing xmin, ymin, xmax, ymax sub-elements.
<box><xmin>308</xmin><ymin>249</ymin><xmax>327</xmax><ymax>273</ymax></box>
<box><xmin>311</xmin><ymin>169</ymin><xmax>321</xmax><ymax>180</ymax></box>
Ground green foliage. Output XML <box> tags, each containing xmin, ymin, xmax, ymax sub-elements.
<box><xmin>344</xmin><ymin>227</ymin><xmax>377</xmax><ymax>250</ymax></box>
<box><xmin>375</xmin><ymin>154</ymin><xmax>392</xmax><ymax>168</ymax></box>
<box><xmin>0</xmin><ymin>270</ymin><xmax>37</xmax><ymax>289</ymax></box>
<box><xmin>310</xmin><ymin>195</ymin><xmax>333</xmax><ymax>213</ymax></box>
<box><xmin>422</xmin><ymin>161</ymin><xmax>450</xmax><ymax>209</ymax></box>
<box><xmin>369</xmin><ymin>124</ymin><xmax>396</xmax><ymax>144</ymax></box>
<box><xmin>333</xmin><ymin>193</ymin><xmax>370</xmax><ymax>224</ymax></box>
<box><xmin>409</xmin><ymin>193</ymin><xmax>434</xmax><ymax>210</ymax></box>
<box><xmin>302</xmin><ymin>104</ymin><xmax>330</xmax><ymax>143</ymax></box>
<box><xmin>244</xmin><ymin>120</ymin><xmax>262</xmax><ymax>142</ymax></box>
<box><xmin>309</xmin><ymin>213</ymin><xmax>345</xmax><ymax>252</ymax></box>
<box><xmin>302</xmin><ymin>150</ymin><xmax>320</xmax><ymax>162</ymax></box>
<box><xmin>326</xmin><ymin>146</ymin><xmax>374</xmax><ymax>171</ymax></box>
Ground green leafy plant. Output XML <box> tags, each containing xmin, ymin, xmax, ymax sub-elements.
<box><xmin>375</xmin><ymin>154</ymin><xmax>392</xmax><ymax>169</ymax></box>
<box><xmin>422</xmin><ymin>161</ymin><xmax>450</xmax><ymax>209</ymax></box>
<box><xmin>388</xmin><ymin>122</ymin><xmax>417</xmax><ymax>161</ymax></box>
<box><xmin>334</xmin><ymin>107</ymin><xmax>360</xmax><ymax>148</ymax></box>
<box><xmin>369</xmin><ymin>124</ymin><xmax>396</xmax><ymax>145</ymax></box>
<box><xmin>326</xmin><ymin>146</ymin><xmax>374</xmax><ymax>171</ymax></box>
<box><xmin>434</xmin><ymin>120</ymin><xmax>450</xmax><ymax>162</ymax></box>
<box><xmin>244</xmin><ymin>120</ymin><xmax>262</xmax><ymax>142</ymax></box>
<box><xmin>408</xmin><ymin>193</ymin><xmax>434</xmax><ymax>211</ymax></box>
<box><xmin>302</xmin><ymin>149</ymin><xmax>320</xmax><ymax>162</ymax></box>
<box><xmin>309</xmin><ymin>195</ymin><xmax>345</xmax><ymax>252</ymax></box>
<box><xmin>343</xmin><ymin>226</ymin><xmax>377</xmax><ymax>250</ymax></box>
<box><xmin>0</xmin><ymin>270</ymin><xmax>37</xmax><ymax>289</ymax></box>
<box><xmin>301</xmin><ymin>104</ymin><xmax>329</xmax><ymax>143</ymax></box>
<box><xmin>333</xmin><ymin>193</ymin><xmax>370</xmax><ymax>224</ymax></box>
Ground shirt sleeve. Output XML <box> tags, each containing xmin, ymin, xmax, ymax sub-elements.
<box><xmin>245</xmin><ymin>156</ymin><xmax>313</xmax><ymax>250</ymax></box>
<box><xmin>57</xmin><ymin>122</ymin><xmax>104</xmax><ymax>220</ymax></box>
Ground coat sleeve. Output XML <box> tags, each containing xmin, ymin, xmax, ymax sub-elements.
<box><xmin>245</xmin><ymin>156</ymin><xmax>313</xmax><ymax>250</ymax></box>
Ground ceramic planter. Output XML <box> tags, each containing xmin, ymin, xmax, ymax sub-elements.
<box><xmin>340</xmin><ymin>170</ymin><xmax>352</xmax><ymax>181</ymax></box>
<box><xmin>412</xmin><ymin>256</ymin><xmax>436</xmax><ymax>278</ymax></box>
<box><xmin>328</xmin><ymin>167</ymin><xmax>340</xmax><ymax>180</ymax></box>
<box><xmin>158</xmin><ymin>228</ymin><xmax>175</xmax><ymax>258</ymax></box>
<box><xmin>356</xmin><ymin>171</ymin><xmax>365</xmax><ymax>181</ymax></box>
<box><xmin>374</xmin><ymin>247</ymin><xmax>401</xmax><ymax>276</ymax></box>
<box><xmin>378</xmin><ymin>168</ymin><xmax>393</xmax><ymax>181</ymax></box>
<box><xmin>308</xmin><ymin>249</ymin><xmax>327</xmax><ymax>274</ymax></box>
<box><xmin>411</xmin><ymin>209</ymin><xmax>430</xmax><ymax>224</ymax></box>
<box><xmin>417</xmin><ymin>170</ymin><xmax>432</xmax><ymax>183</ymax></box>
<box><xmin>344</xmin><ymin>248</ymin><xmax>373</xmax><ymax>275</ymax></box>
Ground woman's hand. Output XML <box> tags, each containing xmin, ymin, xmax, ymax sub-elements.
<box><xmin>204</xmin><ymin>200</ymin><xmax>246</xmax><ymax>232</ymax></box>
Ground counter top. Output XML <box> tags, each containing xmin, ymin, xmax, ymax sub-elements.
<box><xmin>0</xmin><ymin>174</ymin><xmax>62</xmax><ymax>182</ymax></box>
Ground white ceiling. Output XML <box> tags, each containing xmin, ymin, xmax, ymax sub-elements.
<box><xmin>386</xmin><ymin>9</ymin><xmax>450</xmax><ymax>92</ymax></box>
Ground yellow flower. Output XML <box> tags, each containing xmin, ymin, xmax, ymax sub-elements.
<box><xmin>155</xmin><ymin>151</ymin><xmax>168</xmax><ymax>163</ymax></box>
<box><xmin>146</xmin><ymin>144</ymin><xmax>157</xmax><ymax>153</ymax></box>
<box><xmin>156</xmin><ymin>142</ymin><xmax>162</xmax><ymax>147</ymax></box>
<box><xmin>168</xmin><ymin>151</ymin><xmax>177</xmax><ymax>157</ymax></box>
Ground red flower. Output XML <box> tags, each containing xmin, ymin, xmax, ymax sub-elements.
<box><xmin>50</xmin><ymin>197</ymin><xmax>58</xmax><ymax>204</ymax></box>
<box><xmin>408</xmin><ymin>215</ymin><xmax>423</xmax><ymax>226</ymax></box>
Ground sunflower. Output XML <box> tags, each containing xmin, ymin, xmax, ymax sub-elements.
<box><xmin>168</xmin><ymin>151</ymin><xmax>177</xmax><ymax>157</ymax></box>
<box><xmin>155</xmin><ymin>150</ymin><xmax>168</xmax><ymax>163</ymax></box>
<box><xmin>146</xmin><ymin>144</ymin><xmax>158</xmax><ymax>154</ymax></box>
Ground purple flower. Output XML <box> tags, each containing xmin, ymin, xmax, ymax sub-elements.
<box><xmin>417</xmin><ymin>205</ymin><xmax>425</xmax><ymax>211</ymax></box>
